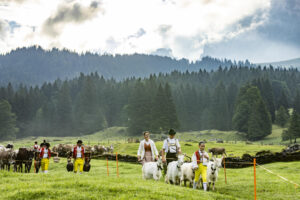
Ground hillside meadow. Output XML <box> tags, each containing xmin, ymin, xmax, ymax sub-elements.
<box><xmin>4</xmin><ymin>126</ymin><xmax>287</xmax><ymax>158</ymax></box>
<box><xmin>0</xmin><ymin>158</ymin><xmax>300</xmax><ymax>200</ymax></box>
<box><xmin>1</xmin><ymin>126</ymin><xmax>299</xmax><ymax>199</ymax></box>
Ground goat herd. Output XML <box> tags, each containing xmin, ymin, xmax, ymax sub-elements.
<box><xmin>143</xmin><ymin>149</ymin><xmax>225</xmax><ymax>191</ymax></box>
<box><xmin>1</xmin><ymin>142</ymin><xmax>225</xmax><ymax>191</ymax></box>
<box><xmin>0</xmin><ymin>143</ymin><xmax>114</xmax><ymax>173</ymax></box>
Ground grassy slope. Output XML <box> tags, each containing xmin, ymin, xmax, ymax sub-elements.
<box><xmin>0</xmin><ymin>159</ymin><xmax>299</xmax><ymax>200</ymax></box>
<box><xmin>5</xmin><ymin>126</ymin><xmax>285</xmax><ymax>158</ymax></box>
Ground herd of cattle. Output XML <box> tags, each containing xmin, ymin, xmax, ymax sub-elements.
<box><xmin>0</xmin><ymin>144</ymin><xmax>35</xmax><ymax>173</ymax></box>
<box><xmin>0</xmin><ymin>143</ymin><xmax>113</xmax><ymax>173</ymax></box>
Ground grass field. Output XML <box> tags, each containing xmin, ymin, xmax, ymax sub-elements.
<box><xmin>0</xmin><ymin>158</ymin><xmax>300</xmax><ymax>200</ymax></box>
<box><xmin>3</xmin><ymin>126</ymin><xmax>287</xmax><ymax>158</ymax></box>
<box><xmin>1</xmin><ymin>126</ymin><xmax>299</xmax><ymax>199</ymax></box>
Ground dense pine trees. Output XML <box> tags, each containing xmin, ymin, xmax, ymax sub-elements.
<box><xmin>0</xmin><ymin>65</ymin><xmax>300</xmax><ymax>140</ymax></box>
<box><xmin>232</xmin><ymin>86</ymin><xmax>272</xmax><ymax>140</ymax></box>
<box><xmin>0</xmin><ymin>100</ymin><xmax>18</xmax><ymax>140</ymax></box>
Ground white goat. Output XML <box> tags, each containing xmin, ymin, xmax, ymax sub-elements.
<box><xmin>165</xmin><ymin>154</ymin><xmax>185</xmax><ymax>185</ymax></box>
<box><xmin>142</xmin><ymin>157</ymin><xmax>163</xmax><ymax>181</ymax></box>
<box><xmin>180</xmin><ymin>162</ymin><xmax>195</xmax><ymax>187</ymax></box>
<box><xmin>206</xmin><ymin>157</ymin><xmax>223</xmax><ymax>191</ymax></box>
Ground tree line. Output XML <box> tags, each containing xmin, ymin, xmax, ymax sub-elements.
<box><xmin>0</xmin><ymin>46</ymin><xmax>253</xmax><ymax>86</ymax></box>
<box><xmin>1</xmin><ymin>66</ymin><xmax>300</xmax><ymax>141</ymax></box>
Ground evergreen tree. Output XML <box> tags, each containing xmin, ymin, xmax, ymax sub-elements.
<box><xmin>55</xmin><ymin>81</ymin><xmax>73</xmax><ymax>136</ymax></box>
<box><xmin>164</xmin><ymin>83</ymin><xmax>179</xmax><ymax>130</ymax></box>
<box><xmin>74</xmin><ymin>77</ymin><xmax>107</xmax><ymax>135</ymax></box>
<box><xmin>211</xmin><ymin>82</ymin><xmax>230</xmax><ymax>130</ymax></box>
<box><xmin>282</xmin><ymin>130</ymin><xmax>293</xmax><ymax>143</ymax></box>
<box><xmin>278</xmin><ymin>91</ymin><xmax>289</xmax><ymax>110</ymax></box>
<box><xmin>293</xmin><ymin>90</ymin><xmax>300</xmax><ymax>114</ymax></box>
<box><xmin>128</xmin><ymin>80</ymin><xmax>152</xmax><ymax>135</ymax></box>
<box><xmin>227</xmin><ymin>82</ymin><xmax>238</xmax><ymax>128</ymax></box>
<box><xmin>288</xmin><ymin>110</ymin><xmax>300</xmax><ymax>143</ymax></box>
<box><xmin>233</xmin><ymin>86</ymin><xmax>272</xmax><ymax>140</ymax></box>
<box><xmin>0</xmin><ymin>100</ymin><xmax>18</xmax><ymax>140</ymax></box>
<box><xmin>275</xmin><ymin>106</ymin><xmax>289</xmax><ymax>127</ymax></box>
<box><xmin>261</xmin><ymin>79</ymin><xmax>276</xmax><ymax>122</ymax></box>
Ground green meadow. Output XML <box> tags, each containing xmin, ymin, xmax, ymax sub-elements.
<box><xmin>1</xmin><ymin>126</ymin><xmax>299</xmax><ymax>199</ymax></box>
<box><xmin>0</xmin><ymin>158</ymin><xmax>299</xmax><ymax>200</ymax></box>
<box><xmin>5</xmin><ymin>126</ymin><xmax>287</xmax><ymax>158</ymax></box>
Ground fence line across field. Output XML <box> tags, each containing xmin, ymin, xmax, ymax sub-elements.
<box><xmin>256</xmin><ymin>163</ymin><xmax>300</xmax><ymax>189</ymax></box>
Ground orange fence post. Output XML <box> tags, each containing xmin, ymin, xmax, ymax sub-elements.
<box><xmin>254</xmin><ymin>158</ymin><xmax>257</xmax><ymax>200</ymax></box>
<box><xmin>106</xmin><ymin>157</ymin><xmax>109</xmax><ymax>176</ymax></box>
<box><xmin>223</xmin><ymin>157</ymin><xmax>227</xmax><ymax>184</ymax></box>
<box><xmin>116</xmin><ymin>152</ymin><xmax>119</xmax><ymax>178</ymax></box>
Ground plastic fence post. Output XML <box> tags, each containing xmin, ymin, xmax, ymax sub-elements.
<box><xmin>254</xmin><ymin>158</ymin><xmax>257</xmax><ymax>200</ymax></box>
<box><xmin>106</xmin><ymin>157</ymin><xmax>109</xmax><ymax>176</ymax></box>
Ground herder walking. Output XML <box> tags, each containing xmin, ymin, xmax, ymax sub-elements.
<box><xmin>162</xmin><ymin>129</ymin><xmax>181</xmax><ymax>175</ymax></box>
<box><xmin>39</xmin><ymin>141</ymin><xmax>51</xmax><ymax>173</ymax></box>
<box><xmin>72</xmin><ymin>140</ymin><xmax>85</xmax><ymax>174</ymax></box>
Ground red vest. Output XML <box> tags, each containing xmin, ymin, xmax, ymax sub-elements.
<box><xmin>39</xmin><ymin>148</ymin><xmax>51</xmax><ymax>159</ymax></box>
<box><xmin>195</xmin><ymin>151</ymin><xmax>203</xmax><ymax>164</ymax></box>
<box><xmin>73</xmin><ymin>146</ymin><xmax>85</xmax><ymax>159</ymax></box>
<box><xmin>34</xmin><ymin>145</ymin><xmax>39</xmax><ymax>150</ymax></box>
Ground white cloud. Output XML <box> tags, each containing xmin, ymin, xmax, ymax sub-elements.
<box><xmin>0</xmin><ymin>0</ymin><xmax>271</xmax><ymax>61</ymax></box>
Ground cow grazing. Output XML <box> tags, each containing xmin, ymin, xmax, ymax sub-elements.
<box><xmin>208</xmin><ymin>148</ymin><xmax>227</xmax><ymax>157</ymax></box>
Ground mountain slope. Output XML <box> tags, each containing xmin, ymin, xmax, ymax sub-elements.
<box><xmin>0</xmin><ymin>46</ymin><xmax>251</xmax><ymax>86</ymax></box>
<box><xmin>258</xmin><ymin>57</ymin><xmax>300</xmax><ymax>68</ymax></box>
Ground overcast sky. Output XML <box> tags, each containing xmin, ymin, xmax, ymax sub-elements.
<box><xmin>0</xmin><ymin>0</ymin><xmax>299</xmax><ymax>62</ymax></box>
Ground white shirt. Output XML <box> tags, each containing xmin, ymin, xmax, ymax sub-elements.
<box><xmin>43</xmin><ymin>149</ymin><xmax>49</xmax><ymax>158</ymax></box>
<box><xmin>77</xmin><ymin>146</ymin><xmax>84</xmax><ymax>158</ymax></box>
<box><xmin>163</xmin><ymin>138</ymin><xmax>180</xmax><ymax>153</ymax></box>
<box><xmin>192</xmin><ymin>150</ymin><xmax>209</xmax><ymax>167</ymax></box>
<box><xmin>137</xmin><ymin>139</ymin><xmax>158</xmax><ymax>160</ymax></box>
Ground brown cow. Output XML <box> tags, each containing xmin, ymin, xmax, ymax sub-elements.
<box><xmin>208</xmin><ymin>148</ymin><xmax>227</xmax><ymax>157</ymax></box>
<box><xmin>0</xmin><ymin>149</ymin><xmax>14</xmax><ymax>171</ymax></box>
<box><xmin>14</xmin><ymin>148</ymin><xmax>34</xmax><ymax>173</ymax></box>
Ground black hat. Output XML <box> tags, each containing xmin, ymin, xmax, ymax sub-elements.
<box><xmin>45</xmin><ymin>143</ymin><xmax>50</xmax><ymax>148</ymax></box>
<box><xmin>168</xmin><ymin>129</ymin><xmax>176</xmax><ymax>135</ymax></box>
<box><xmin>40</xmin><ymin>140</ymin><xmax>46</xmax><ymax>147</ymax></box>
<box><xmin>77</xmin><ymin>140</ymin><xmax>83</xmax><ymax>144</ymax></box>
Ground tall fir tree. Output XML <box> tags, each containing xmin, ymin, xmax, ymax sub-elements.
<box><xmin>211</xmin><ymin>82</ymin><xmax>230</xmax><ymax>130</ymax></box>
<box><xmin>55</xmin><ymin>81</ymin><xmax>73</xmax><ymax>136</ymax></box>
<box><xmin>275</xmin><ymin>106</ymin><xmax>289</xmax><ymax>127</ymax></box>
<box><xmin>293</xmin><ymin>90</ymin><xmax>300</xmax><ymax>114</ymax></box>
<box><xmin>128</xmin><ymin>80</ymin><xmax>152</xmax><ymax>135</ymax></box>
<box><xmin>0</xmin><ymin>100</ymin><xmax>18</xmax><ymax>140</ymax></box>
<box><xmin>233</xmin><ymin>86</ymin><xmax>272</xmax><ymax>140</ymax></box>
<box><xmin>288</xmin><ymin>110</ymin><xmax>300</xmax><ymax>143</ymax></box>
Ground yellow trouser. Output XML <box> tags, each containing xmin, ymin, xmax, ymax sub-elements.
<box><xmin>74</xmin><ymin>158</ymin><xmax>84</xmax><ymax>173</ymax></box>
<box><xmin>41</xmin><ymin>158</ymin><xmax>49</xmax><ymax>171</ymax></box>
<box><xmin>194</xmin><ymin>163</ymin><xmax>207</xmax><ymax>183</ymax></box>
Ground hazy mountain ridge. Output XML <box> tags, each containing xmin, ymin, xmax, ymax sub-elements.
<box><xmin>0</xmin><ymin>46</ymin><xmax>253</xmax><ymax>86</ymax></box>
<box><xmin>258</xmin><ymin>57</ymin><xmax>300</xmax><ymax>68</ymax></box>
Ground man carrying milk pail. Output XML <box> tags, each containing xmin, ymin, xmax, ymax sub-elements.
<box><xmin>162</xmin><ymin>129</ymin><xmax>182</xmax><ymax>175</ymax></box>
<box><xmin>72</xmin><ymin>140</ymin><xmax>85</xmax><ymax>174</ymax></box>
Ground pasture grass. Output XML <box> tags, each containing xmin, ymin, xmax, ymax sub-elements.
<box><xmin>0</xmin><ymin>158</ymin><xmax>300</xmax><ymax>200</ymax></box>
<box><xmin>3</xmin><ymin>126</ymin><xmax>286</xmax><ymax>158</ymax></box>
